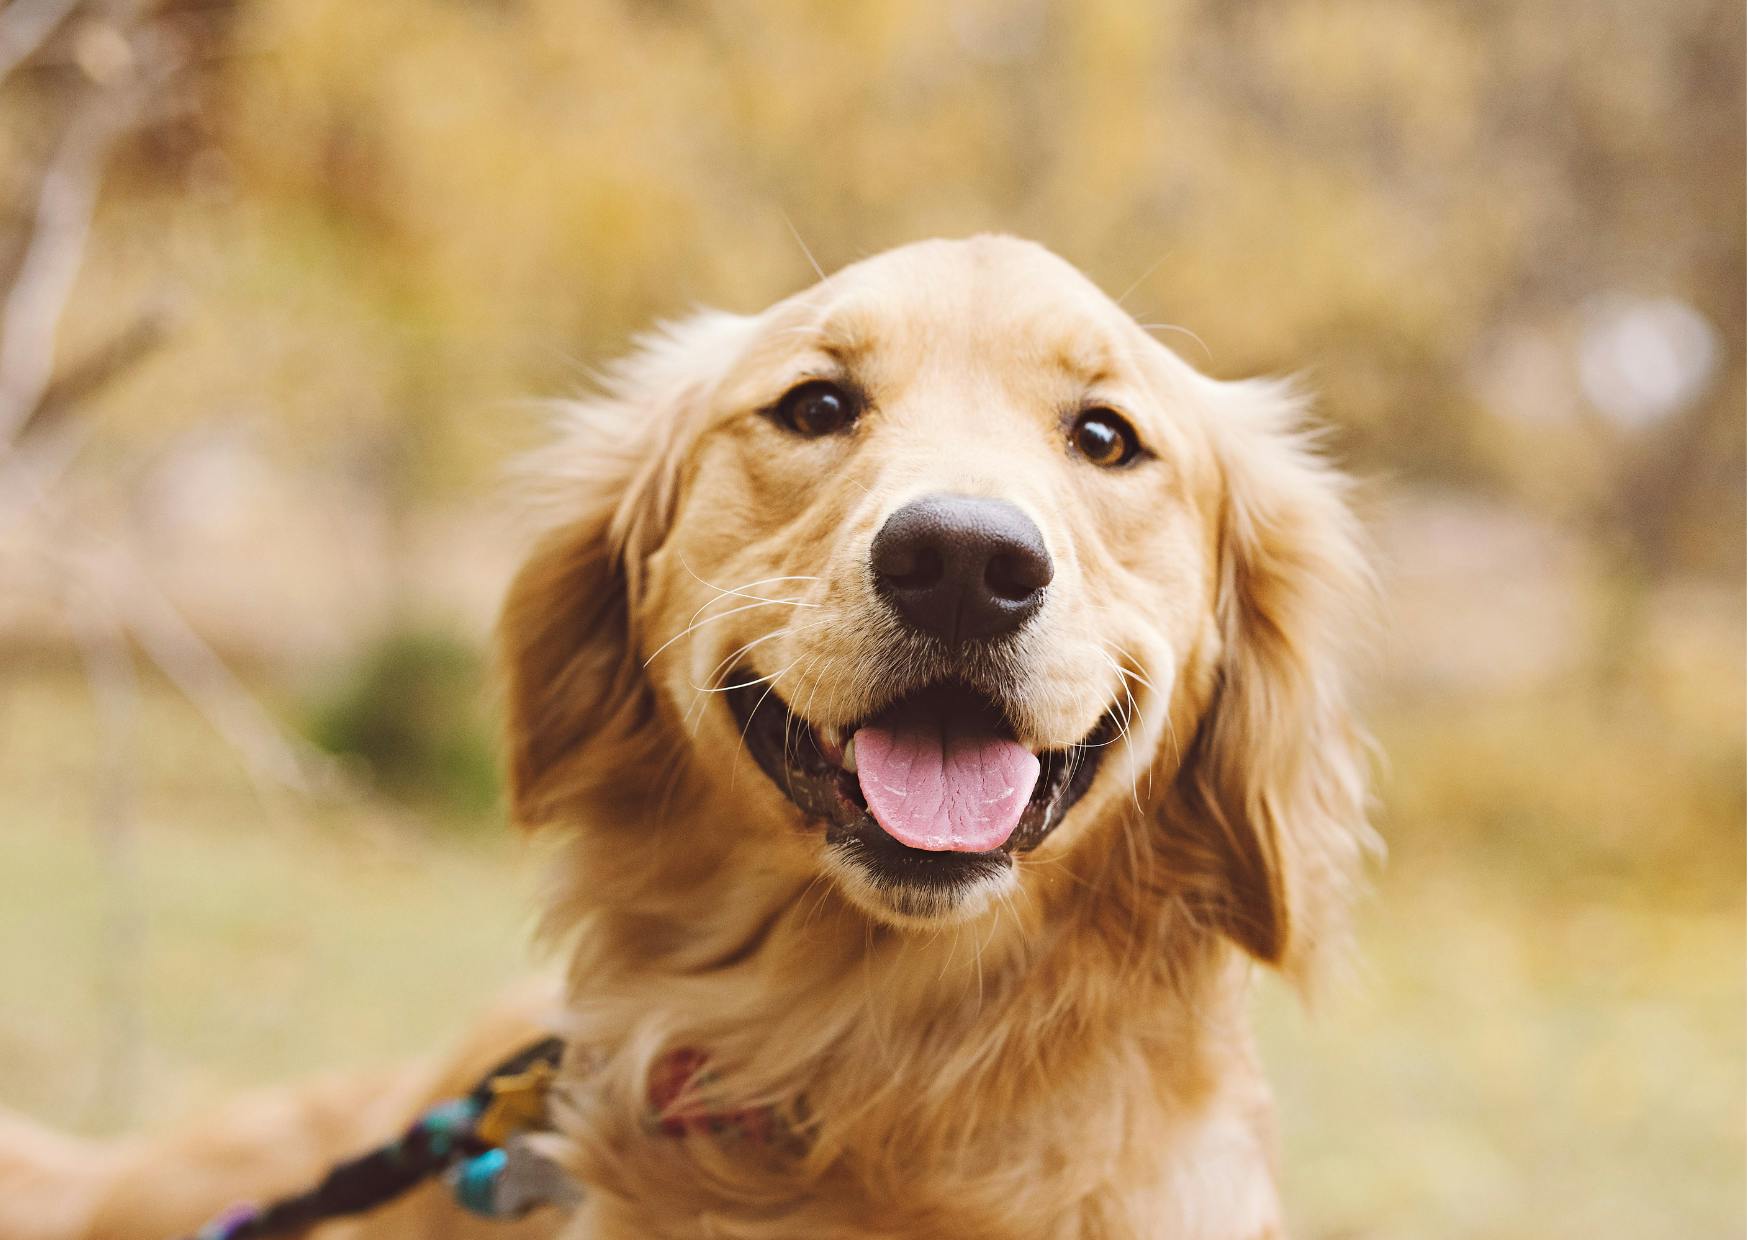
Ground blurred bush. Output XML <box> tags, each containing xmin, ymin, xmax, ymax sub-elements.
<box><xmin>304</xmin><ymin>628</ymin><xmax>499</xmax><ymax>822</ymax></box>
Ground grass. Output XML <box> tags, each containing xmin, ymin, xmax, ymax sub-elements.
<box><xmin>1263</xmin><ymin>855</ymin><xmax>1741</xmax><ymax>1239</ymax></box>
<box><xmin>1</xmin><ymin>655</ymin><xmax>1740</xmax><ymax>1238</ymax></box>
<box><xmin>0</xmin><ymin>666</ymin><xmax>540</xmax><ymax>1130</ymax></box>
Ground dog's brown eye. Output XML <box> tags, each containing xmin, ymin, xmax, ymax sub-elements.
<box><xmin>775</xmin><ymin>381</ymin><xmax>859</xmax><ymax>437</ymax></box>
<box><xmin>1071</xmin><ymin>408</ymin><xmax>1141</xmax><ymax>468</ymax></box>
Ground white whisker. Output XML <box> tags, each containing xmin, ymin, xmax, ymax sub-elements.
<box><xmin>1137</xmin><ymin>322</ymin><xmax>1213</xmax><ymax>366</ymax></box>
<box><xmin>778</xmin><ymin>208</ymin><xmax>826</xmax><ymax>282</ymax></box>
<box><xmin>780</xmin><ymin>652</ymin><xmax>822</xmax><ymax>771</ymax></box>
<box><xmin>1115</xmin><ymin>251</ymin><xmax>1170</xmax><ymax>308</ymax></box>
<box><xmin>680</xmin><ymin>616</ymin><xmax>832</xmax><ymax>731</ymax></box>
<box><xmin>1112</xmin><ymin>661</ymin><xmax>1159</xmax><ymax>695</ymax></box>
<box><xmin>728</xmin><ymin>659</ymin><xmax>806</xmax><ymax>793</ymax></box>
<box><xmin>686</xmin><ymin>630</ymin><xmax>794</xmax><ymax>693</ymax></box>
<box><xmin>644</xmin><ymin>597</ymin><xmax>806</xmax><ymax>668</ymax></box>
<box><xmin>676</xmin><ymin>553</ymin><xmax>824</xmax><ymax>607</ymax></box>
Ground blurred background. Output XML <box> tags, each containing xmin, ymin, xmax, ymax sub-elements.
<box><xmin>0</xmin><ymin>1</ymin><xmax>1741</xmax><ymax>1236</ymax></box>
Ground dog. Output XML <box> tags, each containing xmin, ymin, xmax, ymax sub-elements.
<box><xmin>0</xmin><ymin>235</ymin><xmax>1374</xmax><ymax>1239</ymax></box>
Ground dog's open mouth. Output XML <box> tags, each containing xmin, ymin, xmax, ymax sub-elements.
<box><xmin>726</xmin><ymin>671</ymin><xmax>1116</xmax><ymax>902</ymax></box>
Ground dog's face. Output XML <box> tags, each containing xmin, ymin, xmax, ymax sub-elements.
<box><xmin>640</xmin><ymin>241</ymin><xmax>1220</xmax><ymax>927</ymax></box>
<box><xmin>504</xmin><ymin>236</ymin><xmax>1370</xmax><ymax>970</ymax></box>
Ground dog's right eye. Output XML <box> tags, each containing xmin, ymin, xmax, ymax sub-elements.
<box><xmin>773</xmin><ymin>380</ymin><xmax>860</xmax><ymax>437</ymax></box>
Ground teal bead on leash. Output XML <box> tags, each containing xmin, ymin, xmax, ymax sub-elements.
<box><xmin>416</xmin><ymin>1098</ymin><xmax>481</xmax><ymax>1159</ymax></box>
<box><xmin>453</xmin><ymin>1147</ymin><xmax>510</xmax><ymax>1215</ymax></box>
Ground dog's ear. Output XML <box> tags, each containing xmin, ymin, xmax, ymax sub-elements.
<box><xmin>497</xmin><ymin>311</ymin><xmax>755</xmax><ymax>828</ymax></box>
<box><xmin>1171</xmin><ymin>379</ymin><xmax>1377</xmax><ymax>976</ymax></box>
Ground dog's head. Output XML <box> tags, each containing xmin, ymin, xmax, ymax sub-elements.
<box><xmin>501</xmin><ymin>236</ymin><xmax>1371</xmax><ymax>974</ymax></box>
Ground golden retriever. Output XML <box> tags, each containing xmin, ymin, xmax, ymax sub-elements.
<box><xmin>0</xmin><ymin>235</ymin><xmax>1374</xmax><ymax>1240</ymax></box>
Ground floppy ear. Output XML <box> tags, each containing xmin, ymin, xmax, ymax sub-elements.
<box><xmin>1171</xmin><ymin>379</ymin><xmax>1377</xmax><ymax>976</ymax></box>
<box><xmin>497</xmin><ymin>311</ymin><xmax>755</xmax><ymax>828</ymax></box>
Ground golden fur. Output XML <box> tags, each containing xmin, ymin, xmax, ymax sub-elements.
<box><xmin>0</xmin><ymin>236</ymin><xmax>1373</xmax><ymax>1239</ymax></box>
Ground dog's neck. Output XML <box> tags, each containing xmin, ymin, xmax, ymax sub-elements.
<box><xmin>537</xmin><ymin>794</ymin><xmax>1284</xmax><ymax>1237</ymax></box>
<box><xmin>544</xmin><ymin>794</ymin><xmax>1254</xmax><ymax>1141</ymax></box>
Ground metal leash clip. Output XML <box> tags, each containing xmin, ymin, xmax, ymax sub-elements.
<box><xmin>449</xmin><ymin>1134</ymin><xmax>584</xmax><ymax>1219</ymax></box>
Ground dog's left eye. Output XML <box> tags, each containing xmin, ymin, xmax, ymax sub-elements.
<box><xmin>1071</xmin><ymin>408</ymin><xmax>1142</xmax><ymax>468</ymax></box>
<box><xmin>774</xmin><ymin>380</ymin><xmax>860</xmax><ymax>437</ymax></box>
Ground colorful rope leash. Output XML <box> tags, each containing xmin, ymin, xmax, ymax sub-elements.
<box><xmin>186</xmin><ymin>1036</ymin><xmax>578</xmax><ymax>1240</ymax></box>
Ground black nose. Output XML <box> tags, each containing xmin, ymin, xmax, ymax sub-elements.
<box><xmin>870</xmin><ymin>493</ymin><xmax>1054</xmax><ymax>644</ymax></box>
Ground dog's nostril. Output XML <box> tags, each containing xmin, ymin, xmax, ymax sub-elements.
<box><xmin>985</xmin><ymin>550</ymin><xmax>1051</xmax><ymax>602</ymax></box>
<box><xmin>876</xmin><ymin>544</ymin><xmax>943</xmax><ymax>590</ymax></box>
<box><xmin>869</xmin><ymin>493</ymin><xmax>1053</xmax><ymax>644</ymax></box>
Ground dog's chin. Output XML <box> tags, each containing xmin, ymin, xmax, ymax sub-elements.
<box><xmin>820</xmin><ymin>838</ymin><xmax>1016</xmax><ymax>928</ymax></box>
<box><xmin>724</xmin><ymin>670</ymin><xmax>1118</xmax><ymax>930</ymax></box>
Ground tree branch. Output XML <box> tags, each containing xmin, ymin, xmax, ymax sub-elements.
<box><xmin>0</xmin><ymin>95</ymin><xmax>122</xmax><ymax>446</ymax></box>
<box><xmin>13</xmin><ymin>308</ymin><xmax>167</xmax><ymax>444</ymax></box>
<box><xmin>65</xmin><ymin>586</ymin><xmax>145</xmax><ymax>1127</ymax></box>
<box><xmin>0</xmin><ymin>0</ymin><xmax>84</xmax><ymax>89</ymax></box>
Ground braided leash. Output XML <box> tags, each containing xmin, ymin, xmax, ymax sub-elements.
<box><xmin>182</xmin><ymin>1038</ymin><xmax>794</xmax><ymax>1238</ymax></box>
<box><xmin>185</xmin><ymin>1036</ymin><xmax>577</xmax><ymax>1240</ymax></box>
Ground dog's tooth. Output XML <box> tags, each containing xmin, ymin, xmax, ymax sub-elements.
<box><xmin>841</xmin><ymin>735</ymin><xmax>858</xmax><ymax>773</ymax></box>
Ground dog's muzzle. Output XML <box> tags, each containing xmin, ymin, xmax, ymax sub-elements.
<box><xmin>726</xmin><ymin>671</ymin><xmax>1117</xmax><ymax>909</ymax></box>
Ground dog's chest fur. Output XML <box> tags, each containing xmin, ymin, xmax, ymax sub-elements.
<box><xmin>539</xmin><ymin>838</ymin><xmax>1284</xmax><ymax>1240</ymax></box>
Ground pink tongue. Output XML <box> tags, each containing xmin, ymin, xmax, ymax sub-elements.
<box><xmin>853</xmin><ymin>717</ymin><xmax>1041</xmax><ymax>853</ymax></box>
